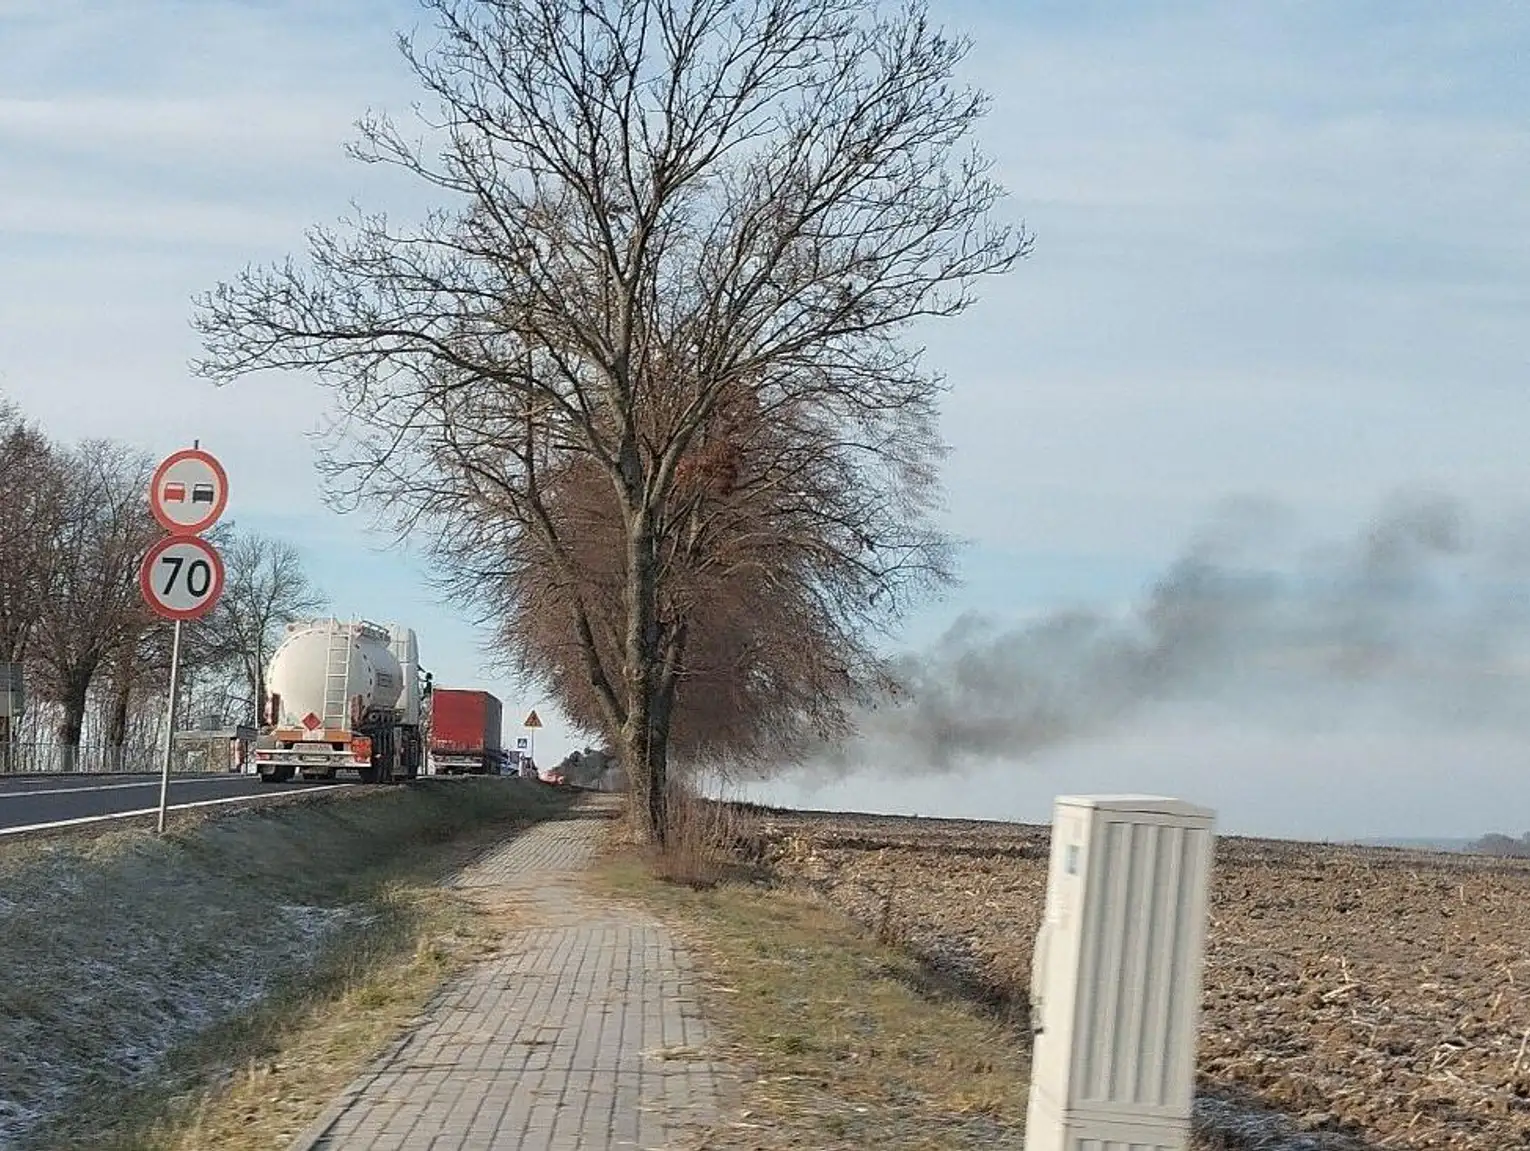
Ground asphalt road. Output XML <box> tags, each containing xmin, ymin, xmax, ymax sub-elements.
<box><xmin>0</xmin><ymin>772</ymin><xmax>345</xmax><ymax>834</ymax></box>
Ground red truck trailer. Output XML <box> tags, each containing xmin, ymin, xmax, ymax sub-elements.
<box><xmin>426</xmin><ymin>688</ymin><xmax>505</xmax><ymax>775</ymax></box>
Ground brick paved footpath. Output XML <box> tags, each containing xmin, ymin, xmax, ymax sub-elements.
<box><xmin>290</xmin><ymin>796</ymin><xmax>730</xmax><ymax>1150</ymax></box>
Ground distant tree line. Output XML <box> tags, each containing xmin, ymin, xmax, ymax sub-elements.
<box><xmin>1466</xmin><ymin>832</ymin><xmax>1530</xmax><ymax>858</ymax></box>
<box><xmin>0</xmin><ymin>396</ymin><xmax>324</xmax><ymax>767</ymax></box>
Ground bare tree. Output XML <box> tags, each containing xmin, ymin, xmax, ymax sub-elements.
<box><xmin>201</xmin><ymin>528</ymin><xmax>327</xmax><ymax>725</ymax></box>
<box><xmin>0</xmin><ymin>397</ymin><xmax>66</xmax><ymax>664</ymax></box>
<box><xmin>99</xmin><ymin>604</ymin><xmax>152</xmax><ymax>765</ymax></box>
<box><xmin>194</xmin><ymin>0</ymin><xmax>1027</xmax><ymax>841</ymax></box>
<box><xmin>96</xmin><ymin>614</ymin><xmax>175</xmax><ymax>768</ymax></box>
<box><xmin>30</xmin><ymin>441</ymin><xmax>159</xmax><ymax>760</ymax></box>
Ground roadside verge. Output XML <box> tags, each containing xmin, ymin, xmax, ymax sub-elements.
<box><xmin>589</xmin><ymin>846</ymin><xmax>1033</xmax><ymax>1150</ymax></box>
<box><xmin>0</xmin><ymin>777</ymin><xmax>577</xmax><ymax>1150</ymax></box>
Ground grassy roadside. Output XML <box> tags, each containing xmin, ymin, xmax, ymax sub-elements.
<box><xmin>1</xmin><ymin>778</ymin><xmax>577</xmax><ymax>1151</ymax></box>
<box><xmin>117</xmin><ymin>855</ymin><xmax>525</xmax><ymax>1150</ymax></box>
<box><xmin>591</xmin><ymin>849</ymin><xmax>1032</xmax><ymax>1150</ymax></box>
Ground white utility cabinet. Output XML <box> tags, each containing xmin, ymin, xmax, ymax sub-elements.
<box><xmin>1024</xmin><ymin>795</ymin><xmax>1216</xmax><ymax>1151</ymax></box>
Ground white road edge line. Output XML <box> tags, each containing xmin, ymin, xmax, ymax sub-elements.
<box><xmin>0</xmin><ymin>777</ymin><xmax>239</xmax><ymax>800</ymax></box>
<box><xmin>0</xmin><ymin>786</ymin><xmax>352</xmax><ymax>837</ymax></box>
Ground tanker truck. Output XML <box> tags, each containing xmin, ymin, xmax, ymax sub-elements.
<box><xmin>253</xmin><ymin>619</ymin><xmax>424</xmax><ymax>784</ymax></box>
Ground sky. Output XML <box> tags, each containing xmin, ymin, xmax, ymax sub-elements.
<box><xmin>2</xmin><ymin>0</ymin><xmax>1527</xmax><ymax>840</ymax></box>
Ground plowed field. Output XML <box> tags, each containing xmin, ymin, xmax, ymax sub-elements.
<box><xmin>742</xmin><ymin>808</ymin><xmax>1530</xmax><ymax>1151</ymax></box>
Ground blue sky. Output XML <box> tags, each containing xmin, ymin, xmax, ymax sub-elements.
<box><xmin>3</xmin><ymin>1</ymin><xmax>1528</xmax><ymax>839</ymax></box>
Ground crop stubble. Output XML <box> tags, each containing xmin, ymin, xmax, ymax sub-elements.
<box><xmin>746</xmin><ymin>809</ymin><xmax>1530</xmax><ymax>1151</ymax></box>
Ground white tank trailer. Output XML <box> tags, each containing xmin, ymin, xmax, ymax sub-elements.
<box><xmin>253</xmin><ymin>619</ymin><xmax>424</xmax><ymax>784</ymax></box>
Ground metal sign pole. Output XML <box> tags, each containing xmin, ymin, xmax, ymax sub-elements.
<box><xmin>157</xmin><ymin>619</ymin><xmax>183</xmax><ymax>835</ymax></box>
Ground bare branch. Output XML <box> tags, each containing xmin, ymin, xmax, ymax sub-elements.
<box><xmin>193</xmin><ymin>0</ymin><xmax>1023</xmax><ymax>841</ymax></box>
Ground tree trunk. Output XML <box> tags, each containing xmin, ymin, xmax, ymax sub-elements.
<box><xmin>621</xmin><ymin>714</ymin><xmax>657</xmax><ymax>842</ymax></box>
<box><xmin>621</xmin><ymin>608</ymin><xmax>686</xmax><ymax>848</ymax></box>
<box><xmin>57</xmin><ymin>674</ymin><xmax>89</xmax><ymax>771</ymax></box>
<box><xmin>623</xmin><ymin>689</ymin><xmax>674</xmax><ymax>848</ymax></box>
<box><xmin>106</xmin><ymin>677</ymin><xmax>131</xmax><ymax>770</ymax></box>
<box><xmin>621</xmin><ymin>505</ymin><xmax>666</xmax><ymax>845</ymax></box>
<box><xmin>646</xmin><ymin>657</ymin><xmax>681</xmax><ymax>842</ymax></box>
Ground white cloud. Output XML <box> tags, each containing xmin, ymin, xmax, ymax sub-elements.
<box><xmin>0</xmin><ymin>191</ymin><xmax>310</xmax><ymax>248</ymax></box>
<box><xmin>0</xmin><ymin>96</ymin><xmax>353</xmax><ymax>159</ymax></box>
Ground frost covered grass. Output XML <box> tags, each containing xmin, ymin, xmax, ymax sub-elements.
<box><xmin>0</xmin><ymin>777</ymin><xmax>576</xmax><ymax>1149</ymax></box>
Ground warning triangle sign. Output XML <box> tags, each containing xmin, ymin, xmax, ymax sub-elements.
<box><xmin>523</xmin><ymin>710</ymin><xmax>543</xmax><ymax>729</ymax></box>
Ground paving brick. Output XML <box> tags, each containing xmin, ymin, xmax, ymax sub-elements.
<box><xmin>293</xmin><ymin>796</ymin><xmax>727</xmax><ymax>1150</ymax></box>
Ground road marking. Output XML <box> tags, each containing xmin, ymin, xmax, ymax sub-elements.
<box><xmin>0</xmin><ymin>786</ymin><xmax>351</xmax><ymax>837</ymax></box>
<box><xmin>0</xmin><ymin>777</ymin><xmax>237</xmax><ymax>800</ymax></box>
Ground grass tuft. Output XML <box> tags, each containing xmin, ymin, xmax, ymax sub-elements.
<box><xmin>636</xmin><ymin>784</ymin><xmax>761</xmax><ymax>890</ymax></box>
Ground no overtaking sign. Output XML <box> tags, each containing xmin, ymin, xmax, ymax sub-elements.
<box><xmin>150</xmin><ymin>447</ymin><xmax>228</xmax><ymax>536</ymax></box>
<box><xmin>140</xmin><ymin>446</ymin><xmax>227</xmax><ymax>622</ymax></box>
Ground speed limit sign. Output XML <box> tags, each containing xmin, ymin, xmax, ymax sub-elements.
<box><xmin>138</xmin><ymin>535</ymin><xmax>225</xmax><ymax>621</ymax></box>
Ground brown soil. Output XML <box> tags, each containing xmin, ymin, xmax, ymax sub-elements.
<box><xmin>737</xmin><ymin>806</ymin><xmax>1530</xmax><ymax>1151</ymax></box>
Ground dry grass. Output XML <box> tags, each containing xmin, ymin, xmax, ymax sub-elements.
<box><xmin>0</xmin><ymin>777</ymin><xmax>576</xmax><ymax>1150</ymax></box>
<box><xmin>743</xmin><ymin>807</ymin><xmax>1530</xmax><ymax>1151</ymax></box>
<box><xmin>641</xmin><ymin>784</ymin><xmax>756</xmax><ymax>889</ymax></box>
<box><xmin>593</xmin><ymin>793</ymin><xmax>1032</xmax><ymax>1150</ymax></box>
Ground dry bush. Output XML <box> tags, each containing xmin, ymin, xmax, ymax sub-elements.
<box><xmin>641</xmin><ymin>785</ymin><xmax>757</xmax><ymax>890</ymax></box>
<box><xmin>498</xmin><ymin>433</ymin><xmax>885</xmax><ymax>775</ymax></box>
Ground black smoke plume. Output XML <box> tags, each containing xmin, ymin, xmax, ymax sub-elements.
<box><xmin>805</xmin><ymin>490</ymin><xmax>1530</xmax><ymax>774</ymax></box>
